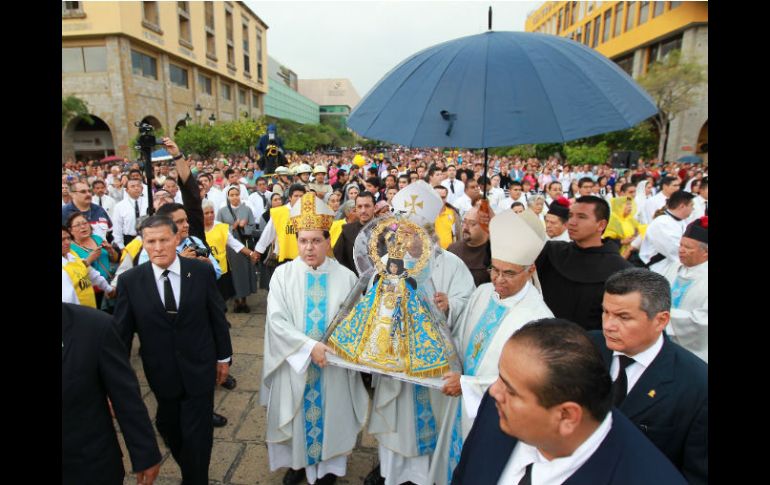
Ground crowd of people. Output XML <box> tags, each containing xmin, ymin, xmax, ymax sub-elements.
<box><xmin>62</xmin><ymin>132</ymin><xmax>708</xmax><ymax>485</ymax></box>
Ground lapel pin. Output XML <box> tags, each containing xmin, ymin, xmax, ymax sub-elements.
<box><xmin>187</xmin><ymin>272</ymin><xmax>191</xmax><ymax>278</ymax></box>
<box><xmin>648</xmin><ymin>390</ymin><xmax>656</xmax><ymax>398</ymax></box>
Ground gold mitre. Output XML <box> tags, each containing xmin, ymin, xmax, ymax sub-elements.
<box><xmin>290</xmin><ymin>192</ymin><xmax>334</xmax><ymax>232</ymax></box>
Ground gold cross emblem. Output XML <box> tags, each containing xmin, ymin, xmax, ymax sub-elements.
<box><xmin>404</xmin><ymin>195</ymin><xmax>423</xmax><ymax>215</ymax></box>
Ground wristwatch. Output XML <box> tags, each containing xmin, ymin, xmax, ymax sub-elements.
<box><xmin>172</xmin><ymin>153</ymin><xmax>184</xmax><ymax>161</ymax></box>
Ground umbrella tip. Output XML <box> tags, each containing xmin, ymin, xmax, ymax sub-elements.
<box><xmin>488</xmin><ymin>6</ymin><xmax>492</xmax><ymax>30</ymax></box>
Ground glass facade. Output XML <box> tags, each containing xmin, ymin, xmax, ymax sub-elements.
<box><xmin>264</xmin><ymin>80</ymin><xmax>320</xmax><ymax>125</ymax></box>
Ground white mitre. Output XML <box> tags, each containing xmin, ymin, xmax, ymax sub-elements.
<box><xmin>391</xmin><ymin>180</ymin><xmax>443</xmax><ymax>227</ymax></box>
<box><xmin>490</xmin><ymin>209</ymin><xmax>547</xmax><ymax>290</ymax></box>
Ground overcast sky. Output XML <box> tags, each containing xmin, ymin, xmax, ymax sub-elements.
<box><xmin>246</xmin><ymin>0</ymin><xmax>542</xmax><ymax>97</ymax></box>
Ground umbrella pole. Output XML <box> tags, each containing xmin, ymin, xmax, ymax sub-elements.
<box><xmin>480</xmin><ymin>147</ymin><xmax>491</xmax><ymax>233</ymax></box>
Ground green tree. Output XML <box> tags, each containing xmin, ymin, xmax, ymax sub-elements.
<box><xmin>564</xmin><ymin>142</ymin><xmax>611</xmax><ymax>166</ymax></box>
<box><xmin>62</xmin><ymin>95</ymin><xmax>94</xmax><ymax>129</ymax></box>
<box><xmin>637</xmin><ymin>49</ymin><xmax>707</xmax><ymax>161</ymax></box>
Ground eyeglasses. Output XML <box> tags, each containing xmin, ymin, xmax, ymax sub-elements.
<box><xmin>487</xmin><ymin>265</ymin><xmax>529</xmax><ymax>280</ymax></box>
<box><xmin>70</xmin><ymin>221</ymin><xmax>90</xmax><ymax>228</ymax></box>
<box><xmin>297</xmin><ymin>237</ymin><xmax>326</xmax><ymax>247</ymax></box>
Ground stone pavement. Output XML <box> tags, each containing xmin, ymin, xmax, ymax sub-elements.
<box><xmin>119</xmin><ymin>289</ymin><xmax>380</xmax><ymax>484</ymax></box>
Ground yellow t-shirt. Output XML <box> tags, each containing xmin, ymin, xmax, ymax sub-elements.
<box><xmin>329</xmin><ymin>219</ymin><xmax>346</xmax><ymax>248</ymax></box>
<box><xmin>271</xmin><ymin>205</ymin><xmax>299</xmax><ymax>262</ymax></box>
<box><xmin>62</xmin><ymin>259</ymin><xmax>97</xmax><ymax>308</ymax></box>
<box><xmin>435</xmin><ymin>206</ymin><xmax>457</xmax><ymax>250</ymax></box>
<box><xmin>205</xmin><ymin>223</ymin><xmax>231</xmax><ymax>274</ymax></box>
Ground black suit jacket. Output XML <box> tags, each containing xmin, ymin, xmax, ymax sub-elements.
<box><xmin>588</xmin><ymin>332</ymin><xmax>708</xmax><ymax>485</ymax></box>
<box><xmin>332</xmin><ymin>220</ymin><xmax>364</xmax><ymax>276</ymax></box>
<box><xmin>62</xmin><ymin>303</ymin><xmax>161</xmax><ymax>485</ymax></box>
<box><xmin>452</xmin><ymin>391</ymin><xmax>686</xmax><ymax>485</ymax></box>
<box><xmin>114</xmin><ymin>257</ymin><xmax>232</xmax><ymax>399</ymax></box>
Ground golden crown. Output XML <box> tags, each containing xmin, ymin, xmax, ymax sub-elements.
<box><xmin>291</xmin><ymin>193</ymin><xmax>334</xmax><ymax>232</ymax></box>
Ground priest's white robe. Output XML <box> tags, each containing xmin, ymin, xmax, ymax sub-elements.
<box><xmin>368</xmin><ymin>250</ymin><xmax>475</xmax><ymax>485</ymax></box>
<box><xmin>260</xmin><ymin>257</ymin><xmax>369</xmax><ymax>482</ymax></box>
<box><xmin>660</xmin><ymin>260</ymin><xmax>708</xmax><ymax>363</ymax></box>
<box><xmin>428</xmin><ymin>281</ymin><xmax>554</xmax><ymax>485</ymax></box>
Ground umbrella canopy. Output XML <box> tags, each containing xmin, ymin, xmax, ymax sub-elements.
<box><xmin>348</xmin><ymin>31</ymin><xmax>657</xmax><ymax>148</ymax></box>
<box><xmin>99</xmin><ymin>155</ymin><xmax>123</xmax><ymax>164</ymax></box>
<box><xmin>677</xmin><ymin>155</ymin><xmax>703</xmax><ymax>164</ymax></box>
<box><xmin>151</xmin><ymin>148</ymin><xmax>173</xmax><ymax>162</ymax></box>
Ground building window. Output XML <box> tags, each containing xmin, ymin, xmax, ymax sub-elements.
<box><xmin>178</xmin><ymin>2</ymin><xmax>192</xmax><ymax>47</ymax></box>
<box><xmin>131</xmin><ymin>50</ymin><xmax>158</xmax><ymax>79</ymax></box>
<box><xmin>242</xmin><ymin>22</ymin><xmax>250</xmax><ymax>74</ymax></box>
<box><xmin>660</xmin><ymin>34</ymin><xmax>683</xmax><ymax>59</ymax></box>
<box><xmin>614</xmin><ymin>3</ymin><xmax>624</xmax><ymax>37</ymax></box>
<box><xmin>592</xmin><ymin>17</ymin><xmax>600</xmax><ymax>48</ymax></box>
<box><xmin>583</xmin><ymin>22</ymin><xmax>591</xmax><ymax>46</ymax></box>
<box><xmin>570</xmin><ymin>1</ymin><xmax>578</xmax><ymax>27</ymax></box>
<box><xmin>252</xmin><ymin>92</ymin><xmax>259</xmax><ymax>108</ymax></box>
<box><xmin>556</xmin><ymin>8</ymin><xmax>563</xmax><ymax>34</ymax></box>
<box><xmin>62</xmin><ymin>1</ymin><xmax>85</xmax><ymax>18</ymax></box>
<box><xmin>645</xmin><ymin>44</ymin><xmax>659</xmax><ymax>72</ymax></box>
<box><xmin>239</xmin><ymin>88</ymin><xmax>246</xmax><ymax>105</ymax></box>
<box><xmin>169</xmin><ymin>64</ymin><xmax>188</xmax><ymax>88</ymax></box>
<box><xmin>639</xmin><ymin>1</ymin><xmax>649</xmax><ymax>25</ymax></box>
<box><xmin>225</xmin><ymin>8</ymin><xmax>235</xmax><ymax>68</ymax></box>
<box><xmin>256</xmin><ymin>31</ymin><xmax>263</xmax><ymax>82</ymax></box>
<box><xmin>199</xmin><ymin>73</ymin><xmax>212</xmax><ymax>95</ymax></box>
<box><xmin>670</xmin><ymin>2</ymin><xmax>682</xmax><ymax>9</ymax></box>
<box><xmin>142</xmin><ymin>1</ymin><xmax>162</xmax><ymax>33</ymax></box>
<box><xmin>205</xmin><ymin>2</ymin><xmax>216</xmax><ymax>61</ymax></box>
<box><xmin>221</xmin><ymin>83</ymin><xmax>232</xmax><ymax>100</ymax></box>
<box><xmin>653</xmin><ymin>1</ymin><xmax>665</xmax><ymax>18</ymax></box>
<box><xmin>62</xmin><ymin>46</ymin><xmax>107</xmax><ymax>73</ymax></box>
<box><xmin>626</xmin><ymin>2</ymin><xmax>637</xmax><ymax>31</ymax></box>
<box><xmin>602</xmin><ymin>10</ymin><xmax>612</xmax><ymax>43</ymax></box>
<box><xmin>614</xmin><ymin>54</ymin><xmax>634</xmax><ymax>76</ymax></box>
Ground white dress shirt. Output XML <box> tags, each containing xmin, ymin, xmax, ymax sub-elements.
<box><xmin>441</xmin><ymin>178</ymin><xmax>465</xmax><ymax>205</ymax></box>
<box><xmin>92</xmin><ymin>194</ymin><xmax>117</xmax><ymax>218</ymax></box>
<box><xmin>247</xmin><ymin>190</ymin><xmax>272</xmax><ymax>222</ymax></box>
<box><xmin>498</xmin><ymin>412</ymin><xmax>613</xmax><ymax>485</ymax></box>
<box><xmin>610</xmin><ymin>333</ymin><xmax>664</xmax><ymax>394</ymax></box>
<box><xmin>151</xmin><ymin>257</ymin><xmax>231</xmax><ymax>363</ymax></box>
<box><xmin>454</xmin><ymin>193</ymin><xmax>473</xmax><ymax>217</ymax></box>
<box><xmin>639</xmin><ymin>212</ymin><xmax>688</xmax><ymax>267</ymax></box>
<box><xmin>112</xmin><ymin>195</ymin><xmax>149</xmax><ymax>249</ymax></box>
<box><xmin>61</xmin><ymin>269</ymin><xmax>79</xmax><ymax>304</ymax></box>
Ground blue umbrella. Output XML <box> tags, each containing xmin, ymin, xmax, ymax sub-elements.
<box><xmin>151</xmin><ymin>148</ymin><xmax>173</xmax><ymax>162</ymax></box>
<box><xmin>677</xmin><ymin>155</ymin><xmax>703</xmax><ymax>164</ymax></box>
<box><xmin>348</xmin><ymin>31</ymin><xmax>657</xmax><ymax>148</ymax></box>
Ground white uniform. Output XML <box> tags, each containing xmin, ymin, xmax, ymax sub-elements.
<box><xmin>369</xmin><ymin>250</ymin><xmax>474</xmax><ymax>485</ymax></box>
<box><xmin>441</xmin><ymin>178</ymin><xmax>465</xmax><ymax>206</ymax></box>
<box><xmin>659</xmin><ymin>260</ymin><xmax>708</xmax><ymax>363</ymax></box>
<box><xmin>639</xmin><ymin>212</ymin><xmax>689</xmax><ymax>271</ymax></box>
<box><xmin>428</xmin><ymin>281</ymin><xmax>554</xmax><ymax>485</ymax></box>
<box><xmin>111</xmin><ymin>195</ymin><xmax>149</xmax><ymax>249</ymax></box>
<box><xmin>261</xmin><ymin>257</ymin><xmax>369</xmax><ymax>483</ymax></box>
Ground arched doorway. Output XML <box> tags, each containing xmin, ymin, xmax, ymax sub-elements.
<box><xmin>67</xmin><ymin>116</ymin><xmax>115</xmax><ymax>162</ymax></box>
<box><xmin>174</xmin><ymin>119</ymin><xmax>188</xmax><ymax>134</ymax></box>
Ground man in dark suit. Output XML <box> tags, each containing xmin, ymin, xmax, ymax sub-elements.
<box><xmin>452</xmin><ymin>318</ymin><xmax>686</xmax><ymax>485</ymax></box>
<box><xmin>62</xmin><ymin>303</ymin><xmax>161</xmax><ymax>485</ymax></box>
<box><xmin>114</xmin><ymin>215</ymin><xmax>233</xmax><ymax>485</ymax></box>
<box><xmin>590</xmin><ymin>268</ymin><xmax>708</xmax><ymax>484</ymax></box>
<box><xmin>333</xmin><ymin>191</ymin><xmax>376</xmax><ymax>276</ymax></box>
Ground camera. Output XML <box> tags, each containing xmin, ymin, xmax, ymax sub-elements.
<box><xmin>135</xmin><ymin>122</ymin><xmax>164</xmax><ymax>151</ymax></box>
<box><xmin>186</xmin><ymin>242</ymin><xmax>211</xmax><ymax>258</ymax></box>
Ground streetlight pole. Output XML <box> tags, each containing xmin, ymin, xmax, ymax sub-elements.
<box><xmin>195</xmin><ymin>103</ymin><xmax>203</xmax><ymax>125</ymax></box>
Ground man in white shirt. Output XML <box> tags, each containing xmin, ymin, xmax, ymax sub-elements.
<box><xmin>441</xmin><ymin>165</ymin><xmax>465</xmax><ymax>205</ymax></box>
<box><xmin>453</xmin><ymin>318</ymin><xmax>687</xmax><ymax>485</ymax></box>
<box><xmin>247</xmin><ymin>177</ymin><xmax>273</xmax><ymax>222</ymax></box>
<box><xmin>544</xmin><ymin>181</ymin><xmax>563</xmax><ymax>208</ymax></box>
<box><xmin>689</xmin><ymin>177</ymin><xmax>708</xmax><ymax>221</ymax></box>
<box><xmin>639</xmin><ymin>191</ymin><xmax>695</xmax><ymax>272</ymax></box>
<box><xmin>91</xmin><ymin>179</ymin><xmax>117</xmax><ymax>218</ymax></box>
<box><xmin>454</xmin><ymin>177</ymin><xmax>480</xmax><ymax>217</ymax></box>
<box><xmin>198</xmin><ymin>173</ymin><xmax>225</xmax><ymax>209</ymax></box>
<box><xmin>112</xmin><ymin>179</ymin><xmax>149</xmax><ymax>250</ymax></box>
<box><xmin>640</xmin><ymin>176</ymin><xmax>681</xmax><ymax>224</ymax></box>
<box><xmin>498</xmin><ymin>181</ymin><xmax>528</xmax><ymax>213</ymax></box>
<box><xmin>163</xmin><ymin>177</ymin><xmax>184</xmax><ymax>204</ymax></box>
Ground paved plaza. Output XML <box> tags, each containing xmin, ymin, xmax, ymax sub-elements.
<box><xmin>118</xmin><ymin>288</ymin><xmax>380</xmax><ymax>484</ymax></box>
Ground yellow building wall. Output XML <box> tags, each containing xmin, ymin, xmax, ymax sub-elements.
<box><xmin>63</xmin><ymin>1</ymin><xmax>267</xmax><ymax>94</ymax></box>
<box><xmin>526</xmin><ymin>2</ymin><xmax>708</xmax><ymax>59</ymax></box>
